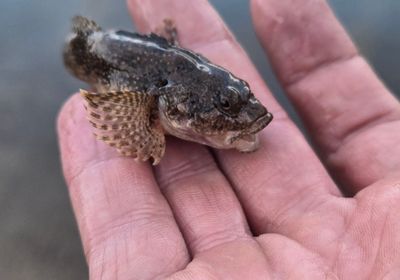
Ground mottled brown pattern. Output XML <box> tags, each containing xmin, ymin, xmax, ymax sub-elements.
<box><xmin>64</xmin><ymin>16</ymin><xmax>273</xmax><ymax>164</ymax></box>
<box><xmin>81</xmin><ymin>89</ymin><xmax>165</xmax><ymax>164</ymax></box>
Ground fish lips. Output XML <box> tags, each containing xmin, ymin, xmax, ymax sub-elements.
<box><xmin>245</xmin><ymin>111</ymin><xmax>273</xmax><ymax>135</ymax></box>
<box><xmin>228</xmin><ymin>111</ymin><xmax>273</xmax><ymax>145</ymax></box>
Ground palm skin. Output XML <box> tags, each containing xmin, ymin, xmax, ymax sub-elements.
<box><xmin>58</xmin><ymin>0</ymin><xmax>400</xmax><ymax>279</ymax></box>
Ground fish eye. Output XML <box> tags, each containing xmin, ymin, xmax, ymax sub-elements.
<box><xmin>215</xmin><ymin>87</ymin><xmax>242</xmax><ymax>116</ymax></box>
<box><xmin>220</xmin><ymin>95</ymin><xmax>231</xmax><ymax>109</ymax></box>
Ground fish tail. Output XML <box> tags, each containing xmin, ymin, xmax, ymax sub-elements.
<box><xmin>71</xmin><ymin>15</ymin><xmax>101</xmax><ymax>35</ymax></box>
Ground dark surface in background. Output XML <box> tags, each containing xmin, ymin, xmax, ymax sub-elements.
<box><xmin>0</xmin><ymin>0</ymin><xmax>399</xmax><ymax>278</ymax></box>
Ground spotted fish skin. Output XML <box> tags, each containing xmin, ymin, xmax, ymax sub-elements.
<box><xmin>63</xmin><ymin>16</ymin><xmax>273</xmax><ymax>164</ymax></box>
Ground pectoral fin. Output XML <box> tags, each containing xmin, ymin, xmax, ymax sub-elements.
<box><xmin>81</xmin><ymin>89</ymin><xmax>165</xmax><ymax>165</ymax></box>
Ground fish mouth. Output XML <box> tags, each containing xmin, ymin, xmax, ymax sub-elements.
<box><xmin>228</xmin><ymin>111</ymin><xmax>273</xmax><ymax>145</ymax></box>
<box><xmin>246</xmin><ymin>111</ymin><xmax>273</xmax><ymax>135</ymax></box>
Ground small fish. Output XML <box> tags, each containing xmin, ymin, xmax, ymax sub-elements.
<box><xmin>63</xmin><ymin>16</ymin><xmax>273</xmax><ymax>164</ymax></box>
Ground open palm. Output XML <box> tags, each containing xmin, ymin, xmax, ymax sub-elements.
<box><xmin>58</xmin><ymin>0</ymin><xmax>400</xmax><ymax>279</ymax></box>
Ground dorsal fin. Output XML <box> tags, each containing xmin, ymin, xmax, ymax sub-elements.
<box><xmin>147</xmin><ymin>33</ymin><xmax>171</xmax><ymax>46</ymax></box>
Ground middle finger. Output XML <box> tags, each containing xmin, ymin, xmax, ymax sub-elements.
<box><xmin>128</xmin><ymin>0</ymin><xmax>340</xmax><ymax>237</ymax></box>
<box><xmin>127</xmin><ymin>0</ymin><xmax>258</xmax><ymax>256</ymax></box>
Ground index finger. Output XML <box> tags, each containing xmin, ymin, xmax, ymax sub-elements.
<box><xmin>57</xmin><ymin>94</ymin><xmax>189</xmax><ymax>278</ymax></box>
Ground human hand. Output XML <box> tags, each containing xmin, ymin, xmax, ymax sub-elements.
<box><xmin>58</xmin><ymin>0</ymin><xmax>400</xmax><ymax>279</ymax></box>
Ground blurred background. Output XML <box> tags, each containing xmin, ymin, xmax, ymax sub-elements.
<box><xmin>0</xmin><ymin>0</ymin><xmax>399</xmax><ymax>278</ymax></box>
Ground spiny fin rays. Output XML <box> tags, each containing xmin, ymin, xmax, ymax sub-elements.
<box><xmin>80</xmin><ymin>89</ymin><xmax>165</xmax><ymax>165</ymax></box>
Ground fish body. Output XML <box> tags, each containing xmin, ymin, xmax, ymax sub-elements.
<box><xmin>63</xmin><ymin>16</ymin><xmax>273</xmax><ymax>164</ymax></box>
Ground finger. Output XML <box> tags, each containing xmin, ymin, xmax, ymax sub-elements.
<box><xmin>57</xmin><ymin>94</ymin><xmax>189</xmax><ymax>278</ymax></box>
<box><xmin>127</xmin><ymin>0</ymin><xmax>341</xmax><ymax>240</ymax></box>
<box><xmin>251</xmin><ymin>0</ymin><xmax>400</xmax><ymax>192</ymax></box>
<box><xmin>127</xmin><ymin>0</ymin><xmax>264</xmax><ymax>255</ymax></box>
<box><xmin>155</xmin><ymin>138</ymin><xmax>252</xmax><ymax>255</ymax></box>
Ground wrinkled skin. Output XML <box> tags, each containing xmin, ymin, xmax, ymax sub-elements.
<box><xmin>58</xmin><ymin>0</ymin><xmax>400</xmax><ymax>279</ymax></box>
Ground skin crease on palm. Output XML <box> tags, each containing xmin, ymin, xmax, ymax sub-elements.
<box><xmin>57</xmin><ymin>0</ymin><xmax>400</xmax><ymax>279</ymax></box>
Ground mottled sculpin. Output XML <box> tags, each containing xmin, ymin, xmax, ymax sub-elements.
<box><xmin>63</xmin><ymin>16</ymin><xmax>273</xmax><ymax>164</ymax></box>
